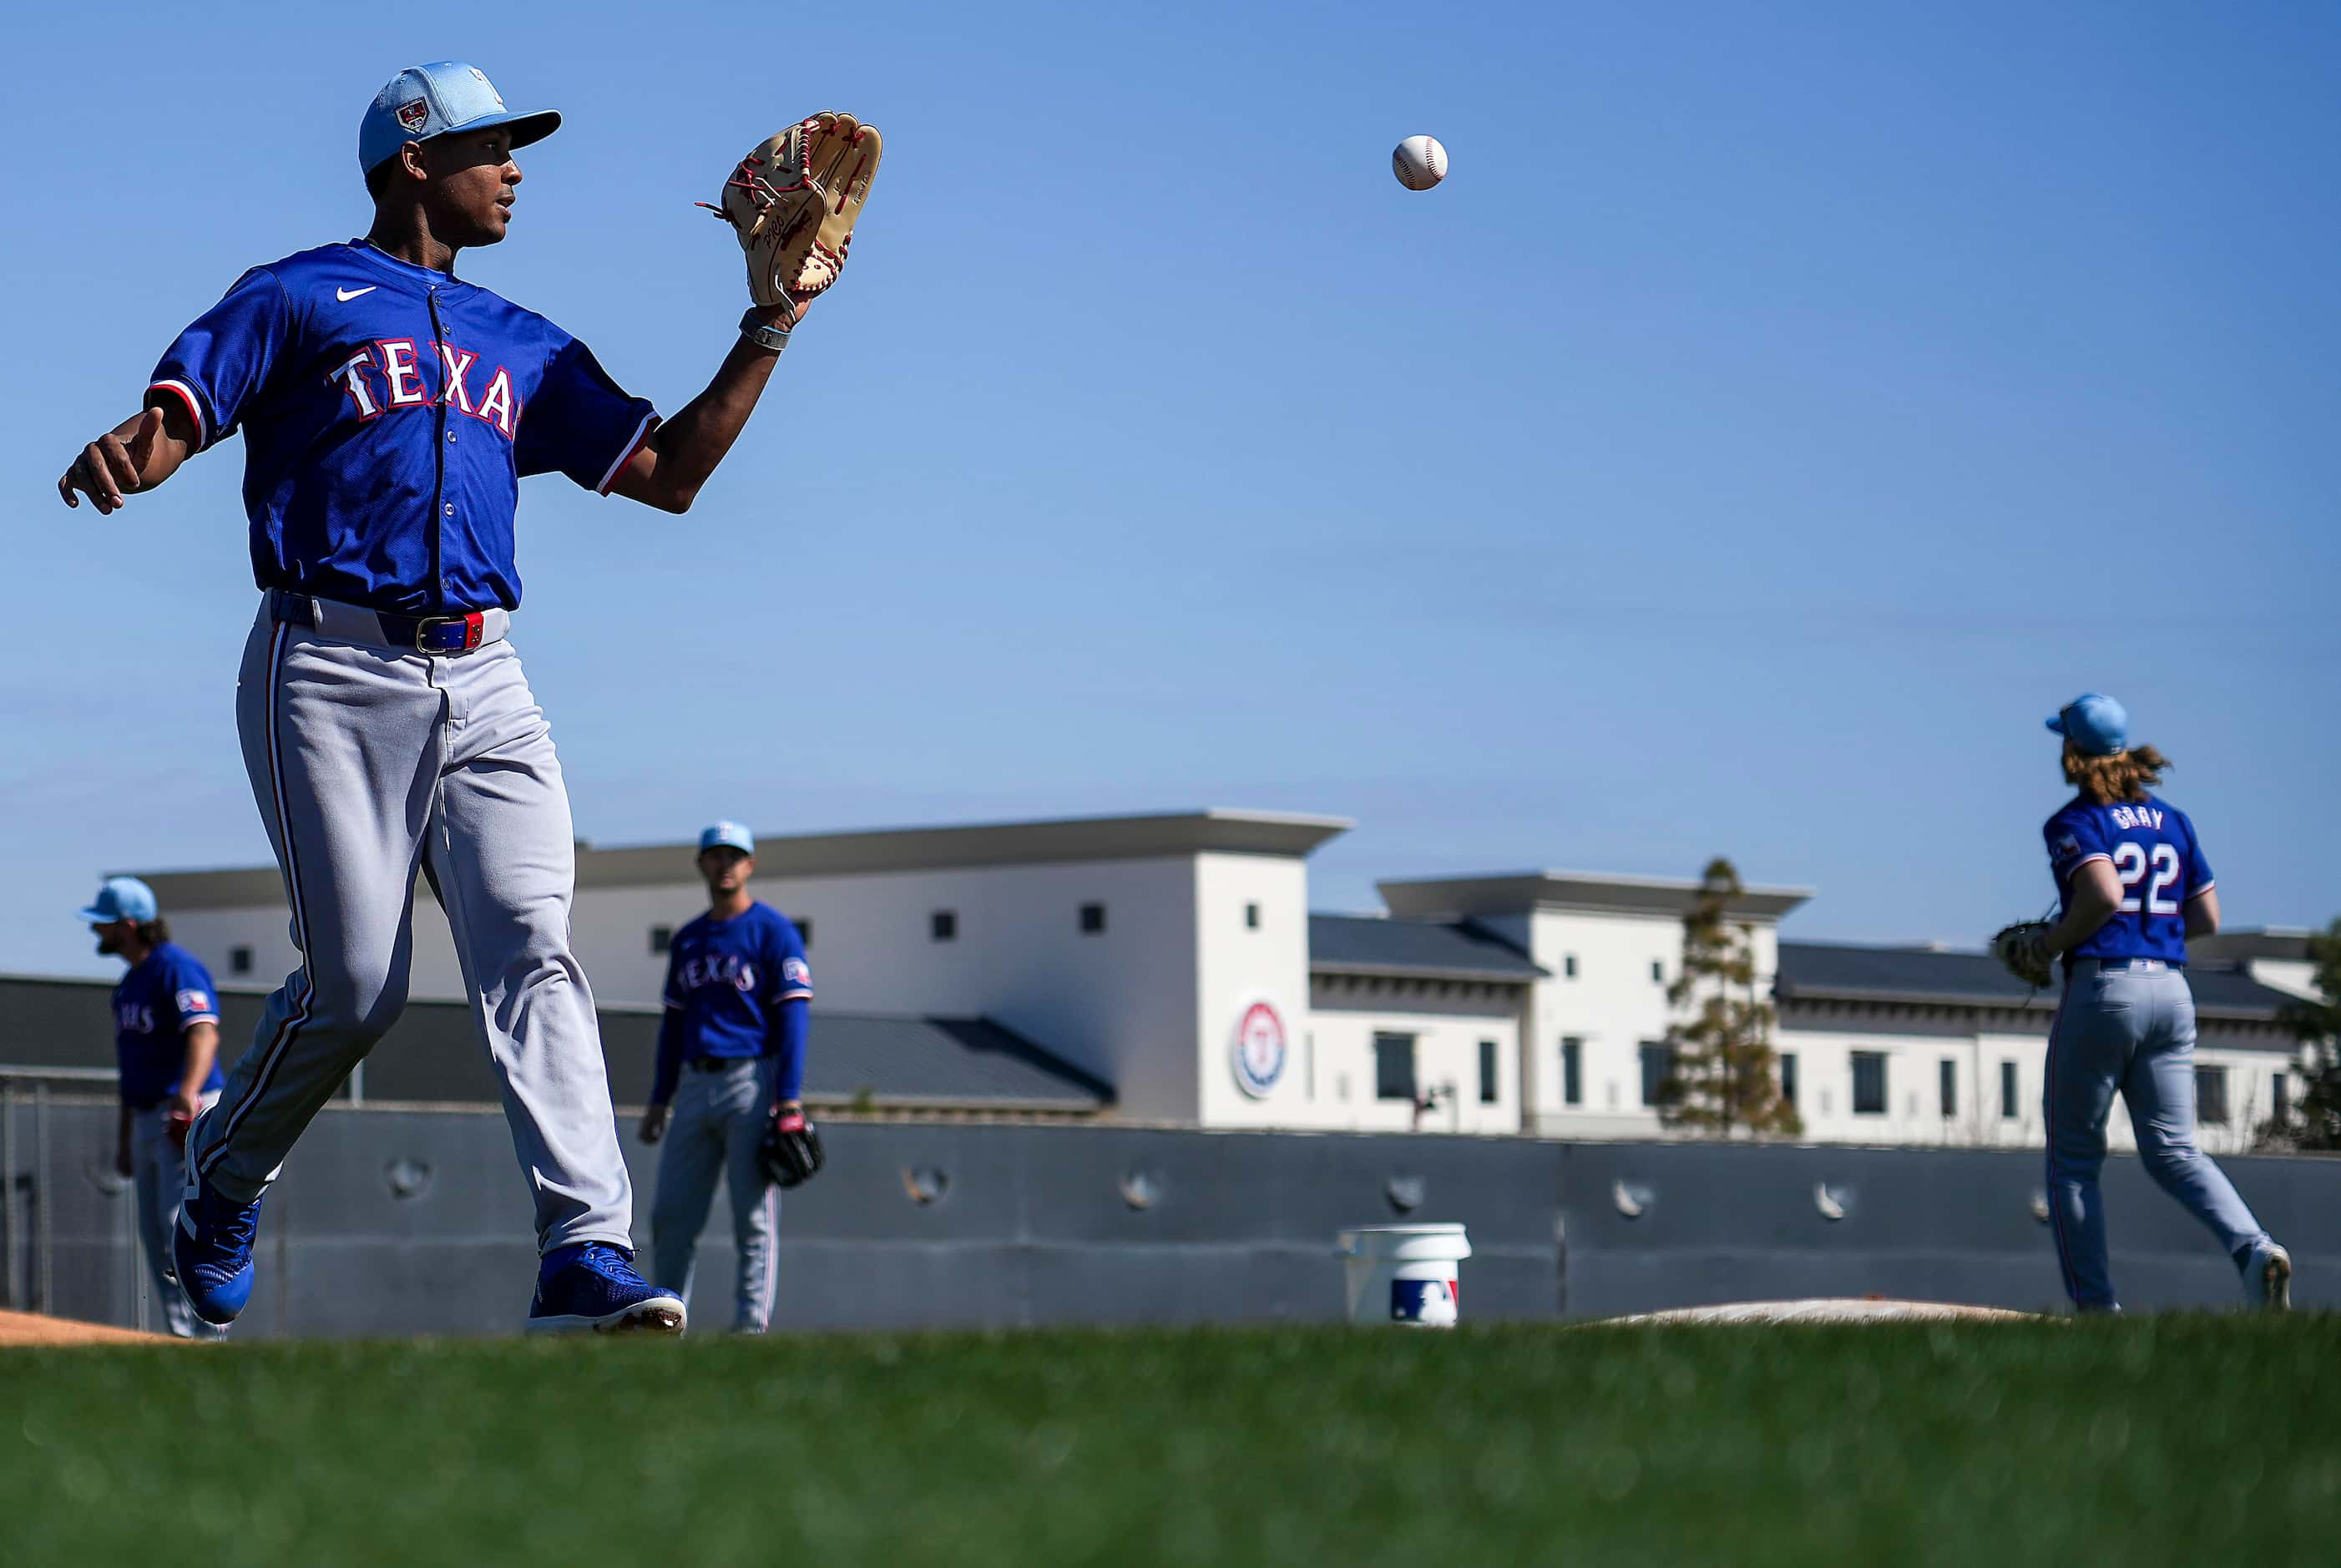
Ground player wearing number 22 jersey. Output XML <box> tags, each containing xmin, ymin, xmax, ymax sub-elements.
<box><xmin>2032</xmin><ymin>693</ymin><xmax>2288</xmax><ymax>1313</ymax></box>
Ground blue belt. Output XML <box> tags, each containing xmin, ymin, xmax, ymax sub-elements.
<box><xmin>269</xmin><ymin>589</ymin><xmax>508</xmax><ymax>656</ymax></box>
<box><xmin>685</xmin><ymin>1055</ymin><xmax>761</xmax><ymax>1072</ymax></box>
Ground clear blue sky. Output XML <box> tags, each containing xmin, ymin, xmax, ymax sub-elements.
<box><xmin>7</xmin><ymin>0</ymin><xmax>2336</xmax><ymax>979</ymax></box>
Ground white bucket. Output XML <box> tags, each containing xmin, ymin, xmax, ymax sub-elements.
<box><xmin>1334</xmin><ymin>1223</ymin><xmax>1472</xmax><ymax>1328</ymax></box>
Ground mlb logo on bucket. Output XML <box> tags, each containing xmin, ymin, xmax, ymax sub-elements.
<box><xmin>1391</xmin><ymin>1277</ymin><xmax>1458</xmax><ymax>1327</ymax></box>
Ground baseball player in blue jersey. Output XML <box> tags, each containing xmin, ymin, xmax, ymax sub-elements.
<box><xmin>639</xmin><ymin>823</ymin><xmax>812</xmax><ymax>1333</ymax></box>
<box><xmin>2008</xmin><ymin>694</ymin><xmax>2291</xmax><ymax>1313</ymax></box>
<box><xmin>56</xmin><ymin>63</ymin><xmax>850</xmax><ymax>1333</ymax></box>
<box><xmin>82</xmin><ymin>877</ymin><xmax>227</xmax><ymax>1340</ymax></box>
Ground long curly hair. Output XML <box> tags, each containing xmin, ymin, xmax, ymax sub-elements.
<box><xmin>2062</xmin><ymin>741</ymin><xmax>2170</xmax><ymax>805</ymax></box>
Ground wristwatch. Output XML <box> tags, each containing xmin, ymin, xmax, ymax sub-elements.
<box><xmin>739</xmin><ymin>303</ymin><xmax>796</xmax><ymax>353</ymax></box>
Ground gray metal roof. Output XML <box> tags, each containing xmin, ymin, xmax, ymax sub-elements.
<box><xmin>135</xmin><ymin>808</ymin><xmax>1355</xmax><ymax>908</ymax></box>
<box><xmin>1308</xmin><ymin>915</ymin><xmax>1545</xmax><ymax>981</ymax></box>
<box><xmin>1380</xmin><ymin>870</ymin><xmax>1813</xmax><ymax>923</ymax></box>
<box><xmin>1775</xmin><ymin>943</ymin><xmax>2298</xmax><ymax>1020</ymax></box>
<box><xmin>0</xmin><ymin>975</ymin><xmax>1109</xmax><ymax>1113</ymax></box>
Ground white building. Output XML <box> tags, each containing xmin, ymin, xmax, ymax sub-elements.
<box><xmin>135</xmin><ymin>808</ymin><xmax>2309</xmax><ymax>1147</ymax></box>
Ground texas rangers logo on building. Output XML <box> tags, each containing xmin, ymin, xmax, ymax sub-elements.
<box><xmin>1230</xmin><ymin>1000</ymin><xmax>1287</xmax><ymax>1099</ymax></box>
<box><xmin>397</xmin><ymin>99</ymin><xmax>431</xmax><ymax>134</ymax></box>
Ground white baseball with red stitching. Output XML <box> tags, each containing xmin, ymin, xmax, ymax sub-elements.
<box><xmin>1393</xmin><ymin>134</ymin><xmax>1449</xmax><ymax>191</ymax></box>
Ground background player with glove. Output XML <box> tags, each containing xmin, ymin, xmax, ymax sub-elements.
<box><xmin>640</xmin><ymin>822</ymin><xmax>818</xmax><ymax>1334</ymax></box>
<box><xmin>56</xmin><ymin>63</ymin><xmax>876</xmax><ymax>1335</ymax></box>
<box><xmin>1998</xmin><ymin>693</ymin><xmax>2290</xmax><ymax>1313</ymax></box>
<box><xmin>83</xmin><ymin>877</ymin><xmax>225</xmax><ymax>1340</ymax></box>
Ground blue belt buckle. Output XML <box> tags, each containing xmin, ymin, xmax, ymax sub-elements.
<box><xmin>416</xmin><ymin>613</ymin><xmax>484</xmax><ymax>655</ymax></box>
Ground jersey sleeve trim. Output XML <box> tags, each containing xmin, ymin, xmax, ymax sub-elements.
<box><xmin>149</xmin><ymin>380</ymin><xmax>209</xmax><ymax>448</ymax></box>
<box><xmin>594</xmin><ymin>411</ymin><xmax>656</xmax><ymax>496</ymax></box>
<box><xmin>2065</xmin><ymin>852</ymin><xmax>2112</xmax><ymax>871</ymax></box>
<box><xmin>777</xmin><ymin>989</ymin><xmax>813</xmax><ymax>1003</ymax></box>
<box><xmin>2187</xmin><ymin>879</ymin><xmax>2216</xmax><ymax>899</ymax></box>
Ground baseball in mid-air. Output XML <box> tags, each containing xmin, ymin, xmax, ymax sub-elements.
<box><xmin>1393</xmin><ymin>134</ymin><xmax>1449</xmax><ymax>191</ymax></box>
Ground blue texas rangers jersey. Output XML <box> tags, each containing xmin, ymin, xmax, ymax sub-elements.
<box><xmin>148</xmin><ymin>240</ymin><xmax>656</xmax><ymax>616</ymax></box>
<box><xmin>2044</xmin><ymin>794</ymin><xmax>2213</xmax><ymax>964</ymax></box>
<box><xmin>650</xmin><ymin>903</ymin><xmax>813</xmax><ymax>1104</ymax></box>
<box><xmin>114</xmin><ymin>943</ymin><xmax>225</xmax><ymax>1108</ymax></box>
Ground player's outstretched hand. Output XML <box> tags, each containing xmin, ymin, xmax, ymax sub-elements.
<box><xmin>58</xmin><ymin>407</ymin><xmax>175</xmax><ymax>513</ymax></box>
<box><xmin>638</xmin><ymin>1103</ymin><xmax>670</xmax><ymax>1145</ymax></box>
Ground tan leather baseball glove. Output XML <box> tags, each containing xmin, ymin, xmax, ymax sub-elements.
<box><xmin>703</xmin><ymin>113</ymin><xmax>882</xmax><ymax>309</ymax></box>
<box><xmin>1991</xmin><ymin>921</ymin><xmax>2056</xmax><ymax>989</ymax></box>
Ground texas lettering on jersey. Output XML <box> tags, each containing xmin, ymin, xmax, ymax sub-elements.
<box><xmin>331</xmin><ymin>338</ymin><xmax>523</xmax><ymax>438</ymax></box>
<box><xmin>147</xmin><ymin>239</ymin><xmax>657</xmax><ymax>616</ymax></box>
<box><xmin>675</xmin><ymin>953</ymin><xmax>760</xmax><ymax>994</ymax></box>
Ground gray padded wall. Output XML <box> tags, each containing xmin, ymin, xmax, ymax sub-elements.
<box><xmin>7</xmin><ymin>1098</ymin><xmax>2336</xmax><ymax>1339</ymax></box>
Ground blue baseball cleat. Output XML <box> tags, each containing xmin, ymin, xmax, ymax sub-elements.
<box><xmin>526</xmin><ymin>1242</ymin><xmax>686</xmax><ymax>1335</ymax></box>
<box><xmin>172</xmin><ymin>1150</ymin><xmax>265</xmax><ymax>1328</ymax></box>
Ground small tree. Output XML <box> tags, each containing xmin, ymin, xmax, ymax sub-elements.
<box><xmin>1655</xmin><ymin>857</ymin><xmax>1802</xmax><ymax>1137</ymax></box>
<box><xmin>2254</xmin><ymin>917</ymin><xmax>2341</xmax><ymax>1152</ymax></box>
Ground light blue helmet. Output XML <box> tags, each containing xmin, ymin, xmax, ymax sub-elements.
<box><xmin>699</xmin><ymin>822</ymin><xmax>756</xmax><ymax>855</ymax></box>
<box><xmin>78</xmin><ymin>876</ymin><xmax>159</xmax><ymax>925</ymax></box>
<box><xmin>2045</xmin><ymin>693</ymin><xmax>2129</xmax><ymax>758</ymax></box>
<box><xmin>359</xmin><ymin>62</ymin><xmax>559</xmax><ymax>175</ymax></box>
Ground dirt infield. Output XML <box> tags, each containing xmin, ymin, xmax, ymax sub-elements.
<box><xmin>1599</xmin><ymin>1297</ymin><xmax>2050</xmax><ymax>1325</ymax></box>
<box><xmin>0</xmin><ymin>1309</ymin><xmax>170</xmax><ymax>1346</ymax></box>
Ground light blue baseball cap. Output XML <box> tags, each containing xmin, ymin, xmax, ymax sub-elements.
<box><xmin>359</xmin><ymin>61</ymin><xmax>560</xmax><ymax>175</ymax></box>
<box><xmin>699</xmin><ymin>822</ymin><xmax>756</xmax><ymax>856</ymax></box>
<box><xmin>78</xmin><ymin>876</ymin><xmax>159</xmax><ymax>926</ymax></box>
<box><xmin>2046</xmin><ymin>693</ymin><xmax>2129</xmax><ymax>757</ymax></box>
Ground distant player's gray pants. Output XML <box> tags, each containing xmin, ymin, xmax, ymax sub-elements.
<box><xmin>650</xmin><ymin>1059</ymin><xmax>781</xmax><ymax>1333</ymax></box>
<box><xmin>131</xmin><ymin>1098</ymin><xmax>223</xmax><ymax>1340</ymax></box>
<box><xmin>191</xmin><ymin>601</ymin><xmax>632</xmax><ymax>1253</ymax></box>
<box><xmin>2043</xmin><ymin>959</ymin><xmax>2269</xmax><ymax>1310</ymax></box>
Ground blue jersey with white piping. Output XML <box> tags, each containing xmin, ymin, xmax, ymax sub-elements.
<box><xmin>2043</xmin><ymin>794</ymin><xmax>2212</xmax><ymax>964</ymax></box>
<box><xmin>114</xmin><ymin>943</ymin><xmax>225</xmax><ymax>1109</ymax></box>
<box><xmin>149</xmin><ymin>240</ymin><xmax>655</xmax><ymax>616</ymax></box>
<box><xmin>651</xmin><ymin>902</ymin><xmax>812</xmax><ymax>1104</ymax></box>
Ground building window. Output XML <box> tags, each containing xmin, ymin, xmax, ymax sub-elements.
<box><xmin>1650</xmin><ymin>959</ymin><xmax>1665</xmax><ymax>984</ymax></box>
<box><xmin>1561</xmin><ymin>1038</ymin><xmax>1583</xmax><ymax>1106</ymax></box>
<box><xmin>2274</xmin><ymin>1071</ymin><xmax>2290</xmax><ymax>1125</ymax></box>
<box><xmin>797</xmin><ymin>918</ymin><xmax>813</xmax><ymax>948</ymax></box>
<box><xmin>1639</xmin><ymin>1042</ymin><xmax>1676</xmax><ymax>1108</ymax></box>
<box><xmin>650</xmin><ymin>925</ymin><xmax>673</xmax><ymax>955</ymax></box>
<box><xmin>1245</xmin><ymin>902</ymin><xmax>1261</xmax><ymax>930</ymax></box>
<box><xmin>1939</xmin><ymin>1059</ymin><xmax>1958</xmax><ymax>1120</ymax></box>
<box><xmin>1374</xmin><ymin>1034</ymin><xmax>1417</xmax><ymax>1102</ymax></box>
<box><xmin>1778</xmin><ymin>1052</ymin><xmax>1798</xmax><ymax>1107</ymax></box>
<box><xmin>1852</xmin><ymin>1052</ymin><xmax>1888</xmax><ymax>1116</ymax></box>
<box><xmin>229</xmin><ymin>945</ymin><xmax>253</xmax><ymax>976</ymax></box>
<box><xmin>931</xmin><ymin>910</ymin><xmax>958</xmax><ymax>943</ymax></box>
<box><xmin>1479</xmin><ymin>1039</ymin><xmax>1499</xmax><ymax>1104</ymax></box>
<box><xmin>1564</xmin><ymin>954</ymin><xmax>1579</xmax><ymax>979</ymax></box>
<box><xmin>2000</xmin><ymin>1060</ymin><xmax>2020</xmax><ymax>1120</ymax></box>
<box><xmin>1079</xmin><ymin>902</ymin><xmax>1106</xmax><ymax>935</ymax></box>
<box><xmin>2196</xmin><ymin>1065</ymin><xmax>2229</xmax><ymax>1125</ymax></box>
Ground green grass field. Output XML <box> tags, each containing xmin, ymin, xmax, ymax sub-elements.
<box><xmin>4</xmin><ymin>1318</ymin><xmax>2332</xmax><ymax>1565</ymax></box>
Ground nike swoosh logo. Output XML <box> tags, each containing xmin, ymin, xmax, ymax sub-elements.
<box><xmin>336</xmin><ymin>286</ymin><xmax>377</xmax><ymax>302</ymax></box>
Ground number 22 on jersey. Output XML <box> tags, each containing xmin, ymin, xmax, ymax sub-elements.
<box><xmin>2111</xmin><ymin>841</ymin><xmax>2181</xmax><ymax>914</ymax></box>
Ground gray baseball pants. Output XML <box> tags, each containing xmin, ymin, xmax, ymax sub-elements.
<box><xmin>190</xmin><ymin>601</ymin><xmax>633</xmax><ymax>1253</ymax></box>
<box><xmin>650</xmin><ymin>1058</ymin><xmax>781</xmax><ymax>1333</ymax></box>
<box><xmin>131</xmin><ymin>1098</ymin><xmax>223</xmax><ymax>1340</ymax></box>
<box><xmin>2044</xmin><ymin>958</ymin><xmax>2271</xmax><ymax>1310</ymax></box>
